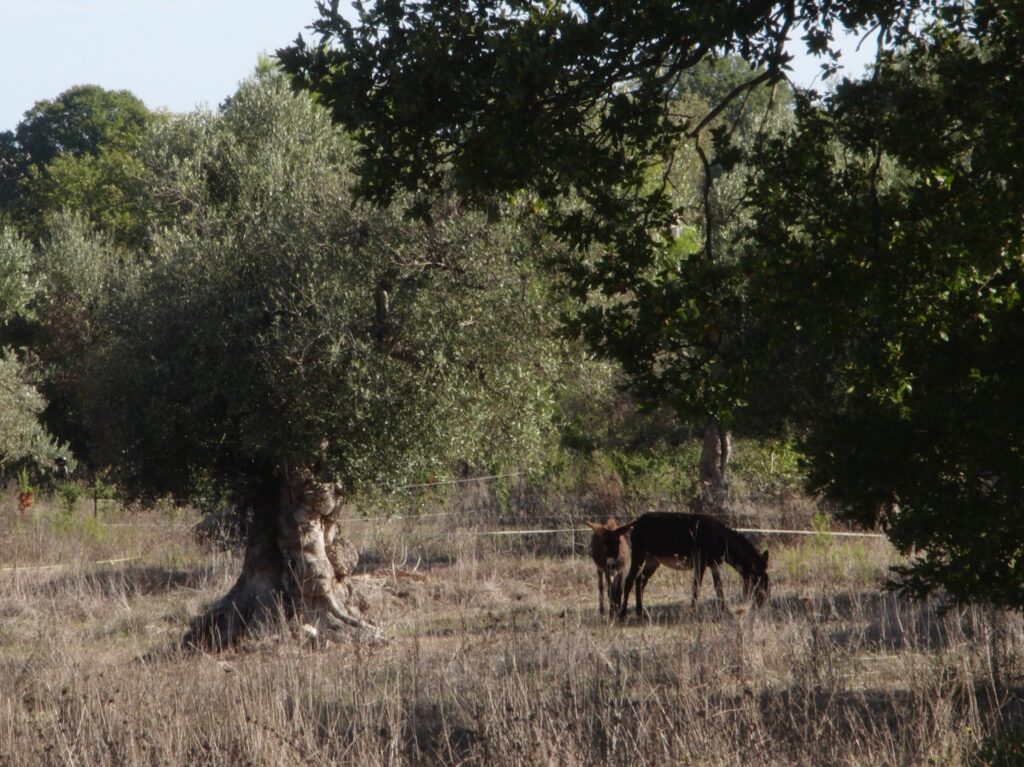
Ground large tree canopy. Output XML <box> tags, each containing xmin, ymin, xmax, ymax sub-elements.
<box><xmin>1</xmin><ymin>85</ymin><xmax>151</xmax><ymax>176</ymax></box>
<box><xmin>276</xmin><ymin>0</ymin><xmax>916</xmax><ymax>435</ymax></box>
<box><xmin>87</xmin><ymin>71</ymin><xmax>564</xmax><ymax>505</ymax></box>
<box><xmin>744</xmin><ymin>0</ymin><xmax>1024</xmax><ymax>607</ymax></box>
<box><xmin>279</xmin><ymin>0</ymin><xmax>912</xmax><ymax>209</ymax></box>
<box><xmin>278</xmin><ymin>0</ymin><xmax>837</xmax><ymax>424</ymax></box>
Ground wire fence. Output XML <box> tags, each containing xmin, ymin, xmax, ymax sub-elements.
<box><xmin>454</xmin><ymin>525</ymin><xmax>886</xmax><ymax>539</ymax></box>
<box><xmin>0</xmin><ymin>557</ymin><xmax>140</xmax><ymax>574</ymax></box>
<box><xmin>0</xmin><ymin>522</ymin><xmax>886</xmax><ymax>575</ymax></box>
<box><xmin>4</xmin><ymin>471</ymin><xmax>888</xmax><ymax>573</ymax></box>
<box><xmin>0</xmin><ymin>516</ymin><xmax>886</xmax><ymax>575</ymax></box>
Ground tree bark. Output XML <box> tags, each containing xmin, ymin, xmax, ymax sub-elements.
<box><xmin>183</xmin><ymin>470</ymin><xmax>383</xmax><ymax>651</ymax></box>
<box><xmin>697</xmin><ymin>419</ymin><xmax>731</xmax><ymax>515</ymax></box>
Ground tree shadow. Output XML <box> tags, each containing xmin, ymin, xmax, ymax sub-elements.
<box><xmin>613</xmin><ymin>600</ymin><xmax>738</xmax><ymax>627</ymax></box>
<box><xmin>30</xmin><ymin>564</ymin><xmax>221</xmax><ymax>600</ymax></box>
<box><xmin>755</xmin><ymin>683</ymin><xmax>1024</xmax><ymax>759</ymax></box>
<box><xmin>769</xmin><ymin>591</ymin><xmax>1009</xmax><ymax>652</ymax></box>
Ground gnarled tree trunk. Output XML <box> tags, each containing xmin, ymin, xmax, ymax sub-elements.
<box><xmin>183</xmin><ymin>470</ymin><xmax>382</xmax><ymax>650</ymax></box>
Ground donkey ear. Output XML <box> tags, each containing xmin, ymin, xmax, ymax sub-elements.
<box><xmin>585</xmin><ymin>521</ymin><xmax>604</xmax><ymax>532</ymax></box>
<box><xmin>762</xmin><ymin>550</ymin><xmax>770</xmax><ymax>567</ymax></box>
<box><xmin>613</xmin><ymin>519</ymin><xmax>637</xmax><ymax>535</ymax></box>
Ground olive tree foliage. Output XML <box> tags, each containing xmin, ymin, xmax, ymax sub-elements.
<box><xmin>744</xmin><ymin>0</ymin><xmax>1024</xmax><ymax>607</ymax></box>
<box><xmin>0</xmin><ymin>229</ymin><xmax>70</xmax><ymax>476</ymax></box>
<box><xmin>0</xmin><ymin>229</ymin><xmax>35</xmax><ymax>326</ymax></box>
<box><xmin>25</xmin><ymin>212</ymin><xmax>126</xmax><ymax>456</ymax></box>
<box><xmin>0</xmin><ymin>351</ymin><xmax>67</xmax><ymax>477</ymax></box>
<box><xmin>87</xmin><ymin>71</ymin><xmax>565</xmax><ymax>509</ymax></box>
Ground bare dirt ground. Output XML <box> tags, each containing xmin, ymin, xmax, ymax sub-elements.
<box><xmin>1</xmin><ymin>497</ymin><xmax>1022</xmax><ymax>766</ymax></box>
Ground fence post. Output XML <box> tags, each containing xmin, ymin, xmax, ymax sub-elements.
<box><xmin>570</xmin><ymin>509</ymin><xmax>577</xmax><ymax>560</ymax></box>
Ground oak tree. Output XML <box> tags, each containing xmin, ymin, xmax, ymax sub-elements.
<box><xmin>744</xmin><ymin>0</ymin><xmax>1024</xmax><ymax>607</ymax></box>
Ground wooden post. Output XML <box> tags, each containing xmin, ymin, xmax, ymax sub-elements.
<box><xmin>570</xmin><ymin>509</ymin><xmax>577</xmax><ymax>560</ymax></box>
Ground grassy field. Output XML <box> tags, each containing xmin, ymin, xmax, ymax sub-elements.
<box><xmin>1</xmin><ymin>490</ymin><xmax>1022</xmax><ymax>766</ymax></box>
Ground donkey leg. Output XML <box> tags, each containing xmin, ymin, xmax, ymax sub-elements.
<box><xmin>618</xmin><ymin>559</ymin><xmax>641</xmax><ymax>620</ymax></box>
<box><xmin>636</xmin><ymin>561</ymin><xmax>658</xmax><ymax>620</ymax></box>
<box><xmin>609</xmin><ymin>573</ymin><xmax>623</xmax><ymax>614</ymax></box>
<box><xmin>692</xmin><ymin>556</ymin><xmax>706</xmax><ymax>606</ymax></box>
<box><xmin>710</xmin><ymin>563</ymin><xmax>725</xmax><ymax>605</ymax></box>
<box><xmin>597</xmin><ymin>570</ymin><xmax>606</xmax><ymax>615</ymax></box>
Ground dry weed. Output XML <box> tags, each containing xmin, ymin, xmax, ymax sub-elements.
<box><xmin>1</xmin><ymin>489</ymin><xmax>1021</xmax><ymax>766</ymax></box>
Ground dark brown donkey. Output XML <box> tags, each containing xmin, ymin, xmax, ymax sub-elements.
<box><xmin>585</xmin><ymin>519</ymin><xmax>634</xmax><ymax>615</ymax></box>
<box><xmin>618</xmin><ymin>512</ymin><xmax>769</xmax><ymax>619</ymax></box>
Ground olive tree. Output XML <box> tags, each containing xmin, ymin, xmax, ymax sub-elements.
<box><xmin>0</xmin><ymin>351</ymin><xmax>68</xmax><ymax>479</ymax></box>
<box><xmin>0</xmin><ymin>228</ymin><xmax>70</xmax><ymax>477</ymax></box>
<box><xmin>86</xmin><ymin>72</ymin><xmax>565</xmax><ymax>647</ymax></box>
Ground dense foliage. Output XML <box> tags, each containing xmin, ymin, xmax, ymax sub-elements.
<box><xmin>745</xmin><ymin>0</ymin><xmax>1024</xmax><ymax>606</ymax></box>
<box><xmin>278</xmin><ymin>0</ymin><xmax>915</xmax><ymax>423</ymax></box>
<box><xmin>0</xmin><ymin>229</ymin><xmax>69</xmax><ymax>475</ymax></box>
<box><xmin>0</xmin><ymin>351</ymin><xmax>69</xmax><ymax>477</ymax></box>
<box><xmin>78</xmin><ymin>73</ymin><xmax>567</xmax><ymax>506</ymax></box>
<box><xmin>0</xmin><ymin>85</ymin><xmax>155</xmax><ymax>247</ymax></box>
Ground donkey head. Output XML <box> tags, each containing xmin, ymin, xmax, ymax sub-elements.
<box><xmin>744</xmin><ymin>550</ymin><xmax>771</xmax><ymax>606</ymax></box>
<box><xmin>586</xmin><ymin>518</ymin><xmax>634</xmax><ymax>572</ymax></box>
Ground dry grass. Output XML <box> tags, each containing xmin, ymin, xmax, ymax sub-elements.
<box><xmin>1</xmin><ymin>490</ymin><xmax>1022</xmax><ymax>766</ymax></box>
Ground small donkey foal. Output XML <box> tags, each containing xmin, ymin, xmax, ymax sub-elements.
<box><xmin>585</xmin><ymin>518</ymin><xmax>635</xmax><ymax>616</ymax></box>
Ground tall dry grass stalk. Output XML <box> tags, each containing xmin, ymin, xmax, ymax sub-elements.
<box><xmin>1</xmin><ymin>490</ymin><xmax>1021</xmax><ymax>765</ymax></box>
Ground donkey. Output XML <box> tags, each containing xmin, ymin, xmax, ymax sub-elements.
<box><xmin>585</xmin><ymin>518</ymin><xmax>634</xmax><ymax>616</ymax></box>
<box><xmin>618</xmin><ymin>512</ymin><xmax>769</xmax><ymax>620</ymax></box>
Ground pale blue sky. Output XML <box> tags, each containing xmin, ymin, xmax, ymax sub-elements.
<box><xmin>1</xmin><ymin>0</ymin><xmax>319</xmax><ymax>130</ymax></box>
<box><xmin>1</xmin><ymin>0</ymin><xmax>876</xmax><ymax>132</ymax></box>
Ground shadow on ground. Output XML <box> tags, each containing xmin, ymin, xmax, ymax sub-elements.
<box><xmin>30</xmin><ymin>564</ymin><xmax>223</xmax><ymax>600</ymax></box>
